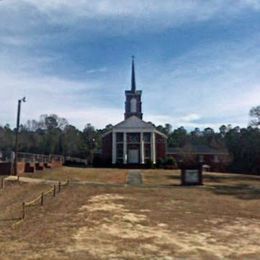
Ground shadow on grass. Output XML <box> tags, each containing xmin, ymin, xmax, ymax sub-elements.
<box><xmin>0</xmin><ymin>217</ymin><xmax>21</xmax><ymax>222</ymax></box>
<box><xmin>207</xmin><ymin>174</ymin><xmax>260</xmax><ymax>181</ymax></box>
<box><xmin>208</xmin><ymin>184</ymin><xmax>260</xmax><ymax>200</ymax></box>
<box><xmin>165</xmin><ymin>173</ymin><xmax>228</xmax><ymax>184</ymax></box>
<box><xmin>165</xmin><ymin>175</ymin><xmax>181</xmax><ymax>180</ymax></box>
<box><xmin>164</xmin><ymin>173</ymin><xmax>254</xmax><ymax>182</ymax></box>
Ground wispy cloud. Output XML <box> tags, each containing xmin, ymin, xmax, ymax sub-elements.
<box><xmin>86</xmin><ymin>67</ymin><xmax>107</xmax><ymax>74</ymax></box>
<box><xmin>20</xmin><ymin>0</ymin><xmax>260</xmax><ymax>21</ymax></box>
<box><xmin>1</xmin><ymin>0</ymin><xmax>260</xmax><ymax>37</ymax></box>
<box><xmin>0</xmin><ymin>70</ymin><xmax>104</xmax><ymax>126</ymax></box>
<box><xmin>0</xmin><ymin>0</ymin><xmax>259</xmax><ymax>130</ymax></box>
<box><xmin>143</xmin><ymin>35</ymin><xmax>260</xmax><ymax>128</ymax></box>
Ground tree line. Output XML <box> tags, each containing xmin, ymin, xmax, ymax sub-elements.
<box><xmin>0</xmin><ymin>106</ymin><xmax>259</xmax><ymax>174</ymax></box>
<box><xmin>0</xmin><ymin>114</ymin><xmax>102</xmax><ymax>161</ymax></box>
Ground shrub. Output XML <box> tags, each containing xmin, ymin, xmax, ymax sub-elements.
<box><xmin>145</xmin><ymin>159</ymin><xmax>155</xmax><ymax>169</ymax></box>
<box><xmin>164</xmin><ymin>157</ymin><xmax>177</xmax><ymax>166</ymax></box>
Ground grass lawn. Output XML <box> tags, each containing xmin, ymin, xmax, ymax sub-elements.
<box><xmin>1</xmin><ymin>168</ymin><xmax>260</xmax><ymax>259</ymax></box>
<box><xmin>21</xmin><ymin>167</ymin><xmax>128</xmax><ymax>184</ymax></box>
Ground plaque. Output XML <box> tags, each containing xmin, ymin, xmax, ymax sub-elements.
<box><xmin>181</xmin><ymin>166</ymin><xmax>203</xmax><ymax>186</ymax></box>
<box><xmin>185</xmin><ymin>169</ymin><xmax>199</xmax><ymax>183</ymax></box>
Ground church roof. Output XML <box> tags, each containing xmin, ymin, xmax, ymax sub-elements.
<box><xmin>167</xmin><ymin>144</ymin><xmax>229</xmax><ymax>155</ymax></box>
<box><xmin>114</xmin><ymin>115</ymin><xmax>154</xmax><ymax>129</ymax></box>
<box><xmin>102</xmin><ymin>116</ymin><xmax>167</xmax><ymax>138</ymax></box>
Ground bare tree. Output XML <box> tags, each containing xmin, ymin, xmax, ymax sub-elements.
<box><xmin>249</xmin><ymin>106</ymin><xmax>260</xmax><ymax>127</ymax></box>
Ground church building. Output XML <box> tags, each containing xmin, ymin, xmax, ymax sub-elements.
<box><xmin>102</xmin><ymin>57</ymin><xmax>167</xmax><ymax>165</ymax></box>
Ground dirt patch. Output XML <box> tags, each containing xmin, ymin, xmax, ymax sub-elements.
<box><xmin>68</xmin><ymin>193</ymin><xmax>260</xmax><ymax>259</ymax></box>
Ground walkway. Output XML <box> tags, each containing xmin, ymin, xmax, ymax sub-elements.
<box><xmin>4</xmin><ymin>176</ymin><xmax>60</xmax><ymax>185</ymax></box>
<box><xmin>5</xmin><ymin>170</ymin><xmax>144</xmax><ymax>187</ymax></box>
<box><xmin>127</xmin><ymin>170</ymin><xmax>143</xmax><ymax>186</ymax></box>
<box><xmin>3</xmin><ymin>176</ymin><xmax>125</xmax><ymax>188</ymax></box>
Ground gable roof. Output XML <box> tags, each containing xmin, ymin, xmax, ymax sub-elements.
<box><xmin>114</xmin><ymin>115</ymin><xmax>155</xmax><ymax>130</ymax></box>
<box><xmin>102</xmin><ymin>116</ymin><xmax>167</xmax><ymax>138</ymax></box>
<box><xmin>167</xmin><ymin>144</ymin><xmax>229</xmax><ymax>155</ymax></box>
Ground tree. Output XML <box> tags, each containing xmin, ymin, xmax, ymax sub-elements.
<box><xmin>219</xmin><ymin>125</ymin><xmax>227</xmax><ymax>138</ymax></box>
<box><xmin>164</xmin><ymin>123</ymin><xmax>172</xmax><ymax>135</ymax></box>
<box><xmin>249</xmin><ymin>106</ymin><xmax>260</xmax><ymax>127</ymax></box>
<box><xmin>62</xmin><ymin>125</ymin><xmax>84</xmax><ymax>157</ymax></box>
<box><xmin>39</xmin><ymin>114</ymin><xmax>68</xmax><ymax>130</ymax></box>
<box><xmin>83</xmin><ymin>123</ymin><xmax>99</xmax><ymax>163</ymax></box>
<box><xmin>168</xmin><ymin>127</ymin><xmax>187</xmax><ymax>147</ymax></box>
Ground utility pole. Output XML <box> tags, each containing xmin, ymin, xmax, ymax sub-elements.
<box><xmin>13</xmin><ymin>97</ymin><xmax>26</xmax><ymax>175</ymax></box>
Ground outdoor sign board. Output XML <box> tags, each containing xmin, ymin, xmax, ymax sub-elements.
<box><xmin>181</xmin><ymin>165</ymin><xmax>203</xmax><ymax>186</ymax></box>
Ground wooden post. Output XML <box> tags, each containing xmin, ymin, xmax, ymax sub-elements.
<box><xmin>0</xmin><ymin>178</ymin><xmax>4</xmax><ymax>189</ymax></box>
<box><xmin>22</xmin><ymin>202</ymin><xmax>25</xmax><ymax>219</ymax></box>
<box><xmin>40</xmin><ymin>192</ymin><xmax>44</xmax><ymax>206</ymax></box>
<box><xmin>53</xmin><ymin>185</ymin><xmax>56</xmax><ymax>197</ymax></box>
<box><xmin>58</xmin><ymin>182</ymin><xmax>61</xmax><ymax>192</ymax></box>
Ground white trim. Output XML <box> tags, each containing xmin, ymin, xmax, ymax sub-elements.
<box><xmin>140</xmin><ymin>132</ymin><xmax>144</xmax><ymax>164</ymax></box>
<box><xmin>113</xmin><ymin>128</ymin><xmax>153</xmax><ymax>133</ymax></box>
<box><xmin>101</xmin><ymin>130</ymin><xmax>112</xmax><ymax>138</ymax></box>
<box><xmin>112</xmin><ymin>131</ymin><xmax>116</xmax><ymax>164</ymax></box>
<box><xmin>154</xmin><ymin>129</ymin><xmax>168</xmax><ymax>139</ymax></box>
<box><xmin>151</xmin><ymin>132</ymin><xmax>156</xmax><ymax>164</ymax></box>
<box><xmin>123</xmin><ymin>132</ymin><xmax>127</xmax><ymax>164</ymax></box>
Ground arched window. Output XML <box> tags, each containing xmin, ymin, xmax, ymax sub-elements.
<box><xmin>130</xmin><ymin>98</ymin><xmax>137</xmax><ymax>113</ymax></box>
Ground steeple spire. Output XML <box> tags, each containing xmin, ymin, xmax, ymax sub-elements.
<box><xmin>125</xmin><ymin>56</ymin><xmax>143</xmax><ymax>120</ymax></box>
<box><xmin>131</xmin><ymin>55</ymin><xmax>136</xmax><ymax>92</ymax></box>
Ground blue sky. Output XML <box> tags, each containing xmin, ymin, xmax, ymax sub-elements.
<box><xmin>0</xmin><ymin>0</ymin><xmax>260</xmax><ymax>130</ymax></box>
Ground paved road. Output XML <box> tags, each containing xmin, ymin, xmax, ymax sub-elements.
<box><xmin>127</xmin><ymin>170</ymin><xmax>143</xmax><ymax>186</ymax></box>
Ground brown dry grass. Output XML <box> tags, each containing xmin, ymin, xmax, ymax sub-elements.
<box><xmin>142</xmin><ymin>169</ymin><xmax>181</xmax><ymax>185</ymax></box>
<box><xmin>21</xmin><ymin>167</ymin><xmax>128</xmax><ymax>184</ymax></box>
<box><xmin>0</xmin><ymin>181</ymin><xmax>53</xmax><ymax>223</ymax></box>
<box><xmin>1</xmin><ymin>168</ymin><xmax>260</xmax><ymax>259</ymax></box>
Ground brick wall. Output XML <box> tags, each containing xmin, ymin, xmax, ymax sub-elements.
<box><xmin>0</xmin><ymin>162</ymin><xmax>25</xmax><ymax>175</ymax></box>
<box><xmin>51</xmin><ymin>160</ymin><xmax>63</xmax><ymax>168</ymax></box>
<box><xmin>17</xmin><ymin>162</ymin><xmax>25</xmax><ymax>175</ymax></box>
<box><xmin>156</xmin><ymin>134</ymin><xmax>167</xmax><ymax>161</ymax></box>
<box><xmin>0</xmin><ymin>162</ymin><xmax>11</xmax><ymax>175</ymax></box>
<box><xmin>167</xmin><ymin>153</ymin><xmax>231</xmax><ymax>172</ymax></box>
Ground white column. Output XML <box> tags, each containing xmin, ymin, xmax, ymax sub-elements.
<box><xmin>151</xmin><ymin>132</ymin><xmax>156</xmax><ymax>164</ymax></box>
<box><xmin>140</xmin><ymin>132</ymin><xmax>144</xmax><ymax>164</ymax></box>
<box><xmin>112</xmin><ymin>131</ymin><xmax>116</xmax><ymax>164</ymax></box>
<box><xmin>123</xmin><ymin>132</ymin><xmax>127</xmax><ymax>164</ymax></box>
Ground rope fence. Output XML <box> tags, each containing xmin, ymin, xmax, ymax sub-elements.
<box><xmin>0</xmin><ymin>177</ymin><xmax>70</xmax><ymax>227</ymax></box>
<box><xmin>1</xmin><ymin>176</ymin><xmax>21</xmax><ymax>190</ymax></box>
<box><xmin>21</xmin><ymin>180</ymin><xmax>69</xmax><ymax>220</ymax></box>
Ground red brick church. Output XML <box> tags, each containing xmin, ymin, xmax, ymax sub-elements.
<box><xmin>102</xmin><ymin>57</ymin><xmax>167</xmax><ymax>165</ymax></box>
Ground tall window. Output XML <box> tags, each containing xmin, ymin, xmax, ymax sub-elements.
<box><xmin>130</xmin><ymin>98</ymin><xmax>137</xmax><ymax>113</ymax></box>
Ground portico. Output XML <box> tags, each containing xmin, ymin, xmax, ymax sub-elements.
<box><xmin>111</xmin><ymin>121</ymin><xmax>157</xmax><ymax>164</ymax></box>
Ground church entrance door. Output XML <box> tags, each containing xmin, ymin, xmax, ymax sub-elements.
<box><xmin>128</xmin><ymin>149</ymin><xmax>139</xmax><ymax>164</ymax></box>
